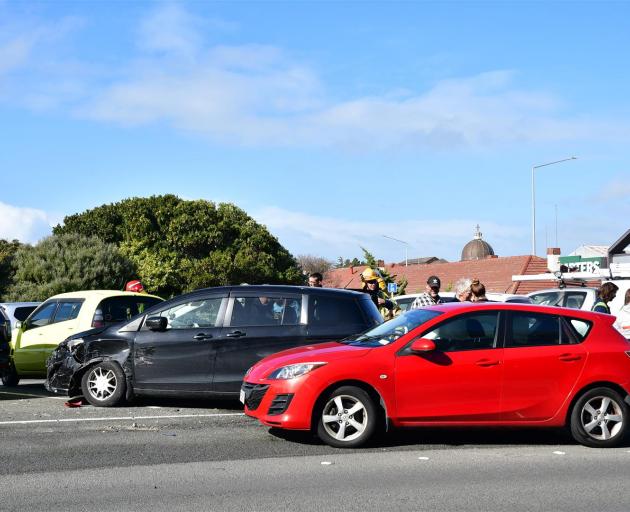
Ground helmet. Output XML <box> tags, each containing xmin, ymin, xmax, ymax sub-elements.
<box><xmin>361</xmin><ymin>268</ymin><xmax>380</xmax><ymax>283</ymax></box>
<box><xmin>125</xmin><ymin>280</ymin><xmax>145</xmax><ymax>293</ymax></box>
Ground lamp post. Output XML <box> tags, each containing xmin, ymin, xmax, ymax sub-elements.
<box><xmin>531</xmin><ymin>156</ymin><xmax>577</xmax><ymax>256</ymax></box>
<box><xmin>382</xmin><ymin>235</ymin><xmax>409</xmax><ymax>266</ymax></box>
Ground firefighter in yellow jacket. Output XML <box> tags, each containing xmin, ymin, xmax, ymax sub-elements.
<box><xmin>360</xmin><ymin>268</ymin><xmax>397</xmax><ymax>320</ymax></box>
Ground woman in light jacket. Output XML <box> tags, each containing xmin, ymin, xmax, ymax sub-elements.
<box><xmin>614</xmin><ymin>289</ymin><xmax>630</xmax><ymax>340</ymax></box>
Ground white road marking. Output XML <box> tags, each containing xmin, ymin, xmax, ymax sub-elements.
<box><xmin>553</xmin><ymin>451</ymin><xmax>566</xmax><ymax>455</ymax></box>
<box><xmin>321</xmin><ymin>461</ymin><xmax>333</xmax><ymax>465</ymax></box>
<box><xmin>418</xmin><ymin>456</ymin><xmax>430</xmax><ymax>460</ymax></box>
<box><xmin>0</xmin><ymin>412</ymin><xmax>244</xmax><ymax>426</ymax></box>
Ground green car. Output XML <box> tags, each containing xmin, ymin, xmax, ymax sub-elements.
<box><xmin>2</xmin><ymin>290</ymin><xmax>163</xmax><ymax>386</ymax></box>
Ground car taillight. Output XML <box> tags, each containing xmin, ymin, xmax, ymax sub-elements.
<box><xmin>92</xmin><ymin>309</ymin><xmax>104</xmax><ymax>328</ymax></box>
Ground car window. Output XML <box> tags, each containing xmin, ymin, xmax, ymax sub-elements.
<box><xmin>568</xmin><ymin>318</ymin><xmax>592</xmax><ymax>341</ymax></box>
<box><xmin>564</xmin><ymin>292</ymin><xmax>586</xmax><ymax>309</ymax></box>
<box><xmin>27</xmin><ymin>302</ymin><xmax>58</xmax><ymax>329</ymax></box>
<box><xmin>506</xmin><ymin>312</ymin><xmax>562</xmax><ymax>347</ymax></box>
<box><xmin>230</xmin><ymin>296</ymin><xmax>301</xmax><ymax>327</ymax></box>
<box><xmin>157</xmin><ymin>298</ymin><xmax>223</xmax><ymax>329</ymax></box>
<box><xmin>422</xmin><ymin>312</ymin><xmax>498</xmax><ymax>352</ymax></box>
<box><xmin>310</xmin><ymin>296</ymin><xmax>364</xmax><ymax>326</ymax></box>
<box><xmin>529</xmin><ymin>291</ymin><xmax>563</xmax><ymax>307</ymax></box>
<box><xmin>13</xmin><ymin>306</ymin><xmax>38</xmax><ymax>322</ymax></box>
<box><xmin>95</xmin><ymin>296</ymin><xmax>163</xmax><ymax>326</ymax></box>
<box><xmin>396</xmin><ymin>298</ymin><xmax>416</xmax><ymax>313</ymax></box>
<box><xmin>52</xmin><ymin>301</ymin><xmax>83</xmax><ymax>323</ymax></box>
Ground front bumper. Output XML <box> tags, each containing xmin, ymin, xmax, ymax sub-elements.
<box><xmin>45</xmin><ymin>344</ymin><xmax>81</xmax><ymax>395</ymax></box>
<box><xmin>242</xmin><ymin>378</ymin><xmax>320</xmax><ymax>430</ymax></box>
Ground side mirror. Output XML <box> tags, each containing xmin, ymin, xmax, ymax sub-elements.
<box><xmin>410</xmin><ymin>338</ymin><xmax>436</xmax><ymax>353</ymax></box>
<box><xmin>15</xmin><ymin>321</ymin><xmax>22</xmax><ymax>330</ymax></box>
<box><xmin>145</xmin><ymin>316</ymin><xmax>168</xmax><ymax>332</ymax></box>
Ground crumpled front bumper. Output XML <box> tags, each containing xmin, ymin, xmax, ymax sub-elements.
<box><xmin>45</xmin><ymin>343</ymin><xmax>82</xmax><ymax>396</ymax></box>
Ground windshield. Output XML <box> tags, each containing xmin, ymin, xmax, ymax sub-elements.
<box><xmin>340</xmin><ymin>309</ymin><xmax>442</xmax><ymax>347</ymax></box>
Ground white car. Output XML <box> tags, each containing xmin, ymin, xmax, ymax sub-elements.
<box><xmin>528</xmin><ymin>282</ymin><xmax>630</xmax><ymax>315</ymax></box>
<box><xmin>395</xmin><ymin>292</ymin><xmax>530</xmax><ymax>312</ymax></box>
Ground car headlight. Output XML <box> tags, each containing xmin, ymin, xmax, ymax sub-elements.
<box><xmin>67</xmin><ymin>338</ymin><xmax>84</xmax><ymax>351</ymax></box>
<box><xmin>267</xmin><ymin>362</ymin><xmax>327</xmax><ymax>380</ymax></box>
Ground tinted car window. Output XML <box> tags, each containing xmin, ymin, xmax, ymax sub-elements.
<box><xmin>565</xmin><ymin>292</ymin><xmax>586</xmax><ymax>309</ymax></box>
<box><xmin>96</xmin><ymin>296</ymin><xmax>163</xmax><ymax>326</ymax></box>
<box><xmin>158</xmin><ymin>298</ymin><xmax>223</xmax><ymax>329</ymax></box>
<box><xmin>568</xmin><ymin>318</ymin><xmax>592</xmax><ymax>341</ymax></box>
<box><xmin>310</xmin><ymin>296</ymin><xmax>364</xmax><ymax>326</ymax></box>
<box><xmin>13</xmin><ymin>306</ymin><xmax>38</xmax><ymax>322</ymax></box>
<box><xmin>422</xmin><ymin>312</ymin><xmax>498</xmax><ymax>351</ymax></box>
<box><xmin>529</xmin><ymin>292</ymin><xmax>563</xmax><ymax>307</ymax></box>
<box><xmin>28</xmin><ymin>302</ymin><xmax>58</xmax><ymax>329</ymax></box>
<box><xmin>53</xmin><ymin>301</ymin><xmax>83</xmax><ymax>323</ymax></box>
<box><xmin>230</xmin><ymin>296</ymin><xmax>301</xmax><ymax>327</ymax></box>
<box><xmin>507</xmin><ymin>312</ymin><xmax>561</xmax><ymax>347</ymax></box>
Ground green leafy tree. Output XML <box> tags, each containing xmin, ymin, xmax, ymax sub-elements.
<box><xmin>54</xmin><ymin>195</ymin><xmax>302</xmax><ymax>297</ymax></box>
<box><xmin>0</xmin><ymin>239</ymin><xmax>23</xmax><ymax>301</ymax></box>
<box><xmin>6</xmin><ymin>234</ymin><xmax>136</xmax><ymax>301</ymax></box>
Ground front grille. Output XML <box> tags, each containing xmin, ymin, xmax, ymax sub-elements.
<box><xmin>268</xmin><ymin>394</ymin><xmax>294</xmax><ymax>416</ymax></box>
<box><xmin>241</xmin><ymin>382</ymin><xmax>269</xmax><ymax>411</ymax></box>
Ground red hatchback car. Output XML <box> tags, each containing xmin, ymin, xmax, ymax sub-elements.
<box><xmin>243</xmin><ymin>302</ymin><xmax>630</xmax><ymax>448</ymax></box>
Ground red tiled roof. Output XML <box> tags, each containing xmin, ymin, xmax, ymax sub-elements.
<box><xmin>324</xmin><ymin>255</ymin><xmax>553</xmax><ymax>295</ymax></box>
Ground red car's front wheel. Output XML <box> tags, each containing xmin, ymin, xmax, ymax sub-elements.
<box><xmin>316</xmin><ymin>386</ymin><xmax>377</xmax><ymax>448</ymax></box>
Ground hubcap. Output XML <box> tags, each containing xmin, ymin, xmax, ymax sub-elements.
<box><xmin>322</xmin><ymin>395</ymin><xmax>368</xmax><ymax>442</ymax></box>
<box><xmin>87</xmin><ymin>367</ymin><xmax>117</xmax><ymax>401</ymax></box>
<box><xmin>581</xmin><ymin>396</ymin><xmax>624</xmax><ymax>441</ymax></box>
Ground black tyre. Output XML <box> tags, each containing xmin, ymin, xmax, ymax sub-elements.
<box><xmin>81</xmin><ymin>361</ymin><xmax>126</xmax><ymax>407</ymax></box>
<box><xmin>570</xmin><ymin>387</ymin><xmax>628</xmax><ymax>448</ymax></box>
<box><xmin>316</xmin><ymin>386</ymin><xmax>377</xmax><ymax>448</ymax></box>
<box><xmin>1</xmin><ymin>362</ymin><xmax>20</xmax><ymax>387</ymax></box>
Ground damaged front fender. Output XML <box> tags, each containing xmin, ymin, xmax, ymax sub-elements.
<box><xmin>45</xmin><ymin>335</ymin><xmax>134</xmax><ymax>399</ymax></box>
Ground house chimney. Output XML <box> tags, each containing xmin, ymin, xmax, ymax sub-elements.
<box><xmin>547</xmin><ymin>247</ymin><xmax>561</xmax><ymax>272</ymax></box>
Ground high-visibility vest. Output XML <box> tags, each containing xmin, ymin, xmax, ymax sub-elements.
<box><xmin>592</xmin><ymin>301</ymin><xmax>610</xmax><ymax>314</ymax></box>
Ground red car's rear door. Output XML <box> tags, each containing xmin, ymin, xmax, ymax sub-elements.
<box><xmin>501</xmin><ymin>310</ymin><xmax>587</xmax><ymax>421</ymax></box>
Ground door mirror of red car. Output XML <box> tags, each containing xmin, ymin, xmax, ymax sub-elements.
<box><xmin>145</xmin><ymin>316</ymin><xmax>168</xmax><ymax>331</ymax></box>
<box><xmin>410</xmin><ymin>338</ymin><xmax>436</xmax><ymax>353</ymax></box>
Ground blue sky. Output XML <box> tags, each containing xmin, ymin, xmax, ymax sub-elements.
<box><xmin>1</xmin><ymin>0</ymin><xmax>629</xmax><ymax>263</ymax></box>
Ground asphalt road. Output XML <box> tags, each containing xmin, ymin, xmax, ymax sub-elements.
<box><xmin>2</xmin><ymin>381</ymin><xmax>630</xmax><ymax>511</ymax></box>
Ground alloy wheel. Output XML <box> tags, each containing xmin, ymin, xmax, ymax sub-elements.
<box><xmin>87</xmin><ymin>366</ymin><xmax>118</xmax><ymax>401</ymax></box>
<box><xmin>321</xmin><ymin>394</ymin><xmax>369</xmax><ymax>442</ymax></box>
<box><xmin>580</xmin><ymin>395</ymin><xmax>624</xmax><ymax>441</ymax></box>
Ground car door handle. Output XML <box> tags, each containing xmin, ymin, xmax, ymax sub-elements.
<box><xmin>475</xmin><ymin>359</ymin><xmax>500</xmax><ymax>367</ymax></box>
<box><xmin>226</xmin><ymin>330</ymin><xmax>246</xmax><ymax>338</ymax></box>
<box><xmin>192</xmin><ymin>333</ymin><xmax>213</xmax><ymax>341</ymax></box>
<box><xmin>559</xmin><ymin>353</ymin><xmax>582</xmax><ymax>362</ymax></box>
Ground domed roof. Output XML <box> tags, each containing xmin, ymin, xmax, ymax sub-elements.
<box><xmin>461</xmin><ymin>225</ymin><xmax>495</xmax><ymax>261</ymax></box>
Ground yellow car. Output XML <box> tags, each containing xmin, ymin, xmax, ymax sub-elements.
<box><xmin>2</xmin><ymin>290</ymin><xmax>162</xmax><ymax>386</ymax></box>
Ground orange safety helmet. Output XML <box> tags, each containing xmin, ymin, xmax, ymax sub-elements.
<box><xmin>125</xmin><ymin>280</ymin><xmax>145</xmax><ymax>293</ymax></box>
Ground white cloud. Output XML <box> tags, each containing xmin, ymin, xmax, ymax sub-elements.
<box><xmin>3</xmin><ymin>3</ymin><xmax>630</xmax><ymax>151</ymax></box>
<box><xmin>0</xmin><ymin>202</ymin><xmax>58</xmax><ymax>243</ymax></box>
<box><xmin>254</xmin><ymin>206</ymin><xmax>525</xmax><ymax>261</ymax></box>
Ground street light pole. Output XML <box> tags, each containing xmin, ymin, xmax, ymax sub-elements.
<box><xmin>382</xmin><ymin>235</ymin><xmax>409</xmax><ymax>266</ymax></box>
<box><xmin>531</xmin><ymin>156</ymin><xmax>577</xmax><ymax>256</ymax></box>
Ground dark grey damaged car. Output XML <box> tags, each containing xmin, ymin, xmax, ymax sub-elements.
<box><xmin>46</xmin><ymin>285</ymin><xmax>382</xmax><ymax>406</ymax></box>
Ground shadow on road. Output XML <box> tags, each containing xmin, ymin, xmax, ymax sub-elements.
<box><xmin>0</xmin><ymin>382</ymin><xmax>55</xmax><ymax>401</ymax></box>
<box><xmin>267</xmin><ymin>425</ymin><xmax>619</xmax><ymax>449</ymax></box>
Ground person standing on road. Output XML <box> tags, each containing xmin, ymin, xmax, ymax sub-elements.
<box><xmin>592</xmin><ymin>282</ymin><xmax>619</xmax><ymax>314</ymax></box>
<box><xmin>411</xmin><ymin>275</ymin><xmax>443</xmax><ymax>309</ymax></box>
<box><xmin>453</xmin><ymin>277</ymin><xmax>472</xmax><ymax>302</ymax></box>
<box><xmin>614</xmin><ymin>289</ymin><xmax>630</xmax><ymax>339</ymax></box>
<box><xmin>470</xmin><ymin>279</ymin><xmax>489</xmax><ymax>302</ymax></box>
<box><xmin>361</xmin><ymin>268</ymin><xmax>395</xmax><ymax>319</ymax></box>
<box><xmin>308</xmin><ymin>272</ymin><xmax>323</xmax><ymax>287</ymax></box>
